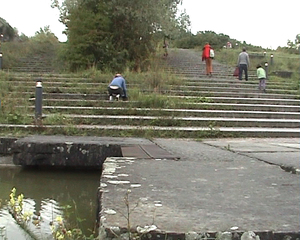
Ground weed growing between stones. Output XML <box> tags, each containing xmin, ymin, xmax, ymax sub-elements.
<box><xmin>100</xmin><ymin>189</ymin><xmax>158</xmax><ymax>240</ymax></box>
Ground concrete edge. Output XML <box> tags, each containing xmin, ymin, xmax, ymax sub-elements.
<box><xmin>0</xmin><ymin>137</ymin><xmax>18</xmax><ymax>155</ymax></box>
<box><xmin>98</xmin><ymin>225</ymin><xmax>300</xmax><ymax>240</ymax></box>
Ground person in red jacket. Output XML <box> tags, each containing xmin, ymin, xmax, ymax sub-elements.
<box><xmin>202</xmin><ymin>42</ymin><xmax>213</xmax><ymax>77</ymax></box>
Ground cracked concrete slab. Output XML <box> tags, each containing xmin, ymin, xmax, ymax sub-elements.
<box><xmin>99</xmin><ymin>138</ymin><xmax>300</xmax><ymax>236</ymax></box>
<box><xmin>201</xmin><ymin>138</ymin><xmax>300</xmax><ymax>170</ymax></box>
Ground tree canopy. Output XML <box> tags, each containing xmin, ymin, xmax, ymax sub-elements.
<box><xmin>0</xmin><ymin>17</ymin><xmax>15</xmax><ymax>41</ymax></box>
<box><xmin>51</xmin><ymin>0</ymin><xmax>189</xmax><ymax>71</ymax></box>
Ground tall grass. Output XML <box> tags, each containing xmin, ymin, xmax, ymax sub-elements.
<box><xmin>0</xmin><ymin>71</ymin><xmax>32</xmax><ymax>124</ymax></box>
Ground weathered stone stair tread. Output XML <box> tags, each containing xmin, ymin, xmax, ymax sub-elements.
<box><xmin>32</xmin><ymin>101</ymin><xmax>299</xmax><ymax>112</ymax></box>
<box><xmin>15</xmin><ymin>88</ymin><xmax>298</xmax><ymax>97</ymax></box>
<box><xmin>8</xmin><ymin>80</ymin><xmax>297</xmax><ymax>90</ymax></box>
<box><xmin>29</xmin><ymin>97</ymin><xmax>300</xmax><ymax>106</ymax></box>
<box><xmin>22</xmin><ymin>91</ymin><xmax>299</xmax><ymax>100</ymax></box>
<box><xmin>41</xmin><ymin>114</ymin><xmax>300</xmax><ymax>127</ymax></box>
<box><xmin>38</xmin><ymin>106</ymin><xmax>300</xmax><ymax>118</ymax></box>
<box><xmin>207</xmin><ymin>96</ymin><xmax>300</xmax><ymax>104</ymax></box>
<box><xmin>1</xmin><ymin>124</ymin><xmax>299</xmax><ymax>137</ymax></box>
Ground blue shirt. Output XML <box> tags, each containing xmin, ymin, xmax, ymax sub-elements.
<box><xmin>109</xmin><ymin>76</ymin><xmax>127</xmax><ymax>97</ymax></box>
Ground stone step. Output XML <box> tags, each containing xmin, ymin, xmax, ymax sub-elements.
<box><xmin>0</xmin><ymin>124</ymin><xmax>299</xmax><ymax>138</ymax></box>
<box><xmin>35</xmin><ymin>106</ymin><xmax>300</xmax><ymax>119</ymax></box>
<box><xmin>203</xmin><ymin>96</ymin><xmax>300</xmax><ymax>105</ymax></box>
<box><xmin>42</xmin><ymin>114</ymin><xmax>300</xmax><ymax>128</ymax></box>
<box><xmin>7</xmin><ymin>78</ymin><xmax>297</xmax><ymax>90</ymax></box>
<box><xmin>23</xmin><ymin>90</ymin><xmax>299</xmax><ymax>100</ymax></box>
<box><xmin>7</xmin><ymin>72</ymin><xmax>296</xmax><ymax>87</ymax></box>
<box><xmin>8</xmin><ymin>77</ymin><xmax>296</xmax><ymax>88</ymax></box>
<box><xmin>30</xmin><ymin>99</ymin><xmax>300</xmax><ymax>111</ymax></box>
<box><xmin>10</xmin><ymin>86</ymin><xmax>298</xmax><ymax>96</ymax></box>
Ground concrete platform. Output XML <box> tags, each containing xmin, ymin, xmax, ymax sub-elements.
<box><xmin>99</xmin><ymin>138</ymin><xmax>300</xmax><ymax>239</ymax></box>
<box><xmin>1</xmin><ymin>136</ymin><xmax>299</xmax><ymax>238</ymax></box>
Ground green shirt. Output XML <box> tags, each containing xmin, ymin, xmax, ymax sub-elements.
<box><xmin>257</xmin><ymin>67</ymin><xmax>266</xmax><ymax>79</ymax></box>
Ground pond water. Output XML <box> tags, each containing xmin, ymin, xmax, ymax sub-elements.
<box><xmin>0</xmin><ymin>165</ymin><xmax>101</xmax><ymax>239</ymax></box>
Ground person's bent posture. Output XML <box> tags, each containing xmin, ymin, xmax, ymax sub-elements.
<box><xmin>107</xmin><ymin>74</ymin><xmax>128</xmax><ymax>101</ymax></box>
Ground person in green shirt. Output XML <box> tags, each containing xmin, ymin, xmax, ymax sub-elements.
<box><xmin>256</xmin><ymin>64</ymin><xmax>267</xmax><ymax>93</ymax></box>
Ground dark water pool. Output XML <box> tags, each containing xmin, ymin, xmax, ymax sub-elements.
<box><xmin>0</xmin><ymin>166</ymin><xmax>101</xmax><ymax>239</ymax></box>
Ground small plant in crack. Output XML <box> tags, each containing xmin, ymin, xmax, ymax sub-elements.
<box><xmin>107</xmin><ymin>189</ymin><xmax>158</xmax><ymax>240</ymax></box>
<box><xmin>224</xmin><ymin>144</ymin><xmax>232</xmax><ymax>151</ymax></box>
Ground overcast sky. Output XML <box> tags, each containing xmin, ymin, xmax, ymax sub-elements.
<box><xmin>179</xmin><ymin>0</ymin><xmax>299</xmax><ymax>49</ymax></box>
<box><xmin>1</xmin><ymin>0</ymin><xmax>299</xmax><ymax>49</ymax></box>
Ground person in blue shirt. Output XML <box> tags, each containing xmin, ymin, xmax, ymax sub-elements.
<box><xmin>107</xmin><ymin>74</ymin><xmax>127</xmax><ymax>101</ymax></box>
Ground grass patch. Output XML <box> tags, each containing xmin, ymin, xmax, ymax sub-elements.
<box><xmin>216</xmin><ymin>48</ymin><xmax>299</xmax><ymax>92</ymax></box>
<box><xmin>0</xmin><ymin>72</ymin><xmax>32</xmax><ymax>124</ymax></box>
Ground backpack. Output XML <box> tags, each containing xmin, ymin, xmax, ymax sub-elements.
<box><xmin>209</xmin><ymin>49</ymin><xmax>215</xmax><ymax>58</ymax></box>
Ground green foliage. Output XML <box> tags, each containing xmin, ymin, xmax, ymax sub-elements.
<box><xmin>52</xmin><ymin>0</ymin><xmax>189</xmax><ymax>71</ymax></box>
<box><xmin>217</xmin><ymin>48</ymin><xmax>299</xmax><ymax>89</ymax></box>
<box><xmin>174</xmin><ymin>31</ymin><xmax>232</xmax><ymax>50</ymax></box>
<box><xmin>6</xmin><ymin>188</ymin><xmax>97</xmax><ymax>240</ymax></box>
<box><xmin>0</xmin><ymin>72</ymin><xmax>32</xmax><ymax>124</ymax></box>
<box><xmin>0</xmin><ymin>17</ymin><xmax>15</xmax><ymax>41</ymax></box>
<box><xmin>1</xmin><ymin>28</ymin><xmax>61</xmax><ymax>70</ymax></box>
<box><xmin>173</xmin><ymin>30</ymin><xmax>272</xmax><ymax>52</ymax></box>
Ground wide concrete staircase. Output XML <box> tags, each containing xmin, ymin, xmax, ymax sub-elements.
<box><xmin>1</xmin><ymin>48</ymin><xmax>299</xmax><ymax>138</ymax></box>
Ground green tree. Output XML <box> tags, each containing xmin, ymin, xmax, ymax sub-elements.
<box><xmin>0</xmin><ymin>17</ymin><xmax>16</xmax><ymax>41</ymax></box>
<box><xmin>295</xmin><ymin>34</ymin><xmax>300</xmax><ymax>49</ymax></box>
<box><xmin>51</xmin><ymin>0</ymin><xmax>187</xmax><ymax>71</ymax></box>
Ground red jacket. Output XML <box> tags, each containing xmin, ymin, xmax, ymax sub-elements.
<box><xmin>202</xmin><ymin>44</ymin><xmax>212</xmax><ymax>61</ymax></box>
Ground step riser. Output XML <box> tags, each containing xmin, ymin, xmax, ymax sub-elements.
<box><xmin>41</xmin><ymin>117</ymin><xmax>300</xmax><ymax>128</ymax></box>
<box><xmin>34</xmin><ymin>101</ymin><xmax>300</xmax><ymax>112</ymax></box>
<box><xmin>8</xmin><ymin>82</ymin><xmax>298</xmax><ymax>91</ymax></box>
<box><xmin>10</xmin><ymin>86</ymin><xmax>299</xmax><ymax>95</ymax></box>
<box><xmin>22</xmin><ymin>92</ymin><xmax>300</xmax><ymax>101</ymax></box>
<box><xmin>41</xmin><ymin>110</ymin><xmax>300</xmax><ymax>120</ymax></box>
<box><xmin>27</xmin><ymin>97</ymin><xmax>300</xmax><ymax>106</ymax></box>
<box><xmin>0</xmin><ymin>125</ymin><xmax>299</xmax><ymax>138</ymax></box>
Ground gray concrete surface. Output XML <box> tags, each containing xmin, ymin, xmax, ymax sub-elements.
<box><xmin>1</xmin><ymin>137</ymin><xmax>299</xmax><ymax>237</ymax></box>
<box><xmin>99</xmin><ymin>138</ymin><xmax>300</xmax><ymax>236</ymax></box>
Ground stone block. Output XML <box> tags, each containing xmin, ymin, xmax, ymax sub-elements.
<box><xmin>12</xmin><ymin>136</ymin><xmax>123</xmax><ymax>169</ymax></box>
<box><xmin>0</xmin><ymin>137</ymin><xmax>18</xmax><ymax>155</ymax></box>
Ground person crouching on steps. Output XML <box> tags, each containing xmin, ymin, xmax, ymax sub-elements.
<box><xmin>108</xmin><ymin>74</ymin><xmax>128</xmax><ymax>101</ymax></box>
<box><xmin>202</xmin><ymin>42</ymin><xmax>213</xmax><ymax>77</ymax></box>
<box><xmin>256</xmin><ymin>64</ymin><xmax>267</xmax><ymax>93</ymax></box>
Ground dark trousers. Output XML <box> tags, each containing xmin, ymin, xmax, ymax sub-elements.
<box><xmin>108</xmin><ymin>86</ymin><xmax>124</xmax><ymax>96</ymax></box>
<box><xmin>239</xmin><ymin>64</ymin><xmax>248</xmax><ymax>80</ymax></box>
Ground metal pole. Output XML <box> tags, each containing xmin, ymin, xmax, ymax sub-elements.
<box><xmin>264</xmin><ymin>62</ymin><xmax>269</xmax><ymax>80</ymax></box>
<box><xmin>0</xmin><ymin>52</ymin><xmax>2</xmax><ymax>70</ymax></box>
<box><xmin>270</xmin><ymin>54</ymin><xmax>274</xmax><ymax>66</ymax></box>
<box><xmin>0</xmin><ymin>34</ymin><xmax>3</xmax><ymax>70</ymax></box>
<box><xmin>35</xmin><ymin>79</ymin><xmax>43</xmax><ymax>124</ymax></box>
